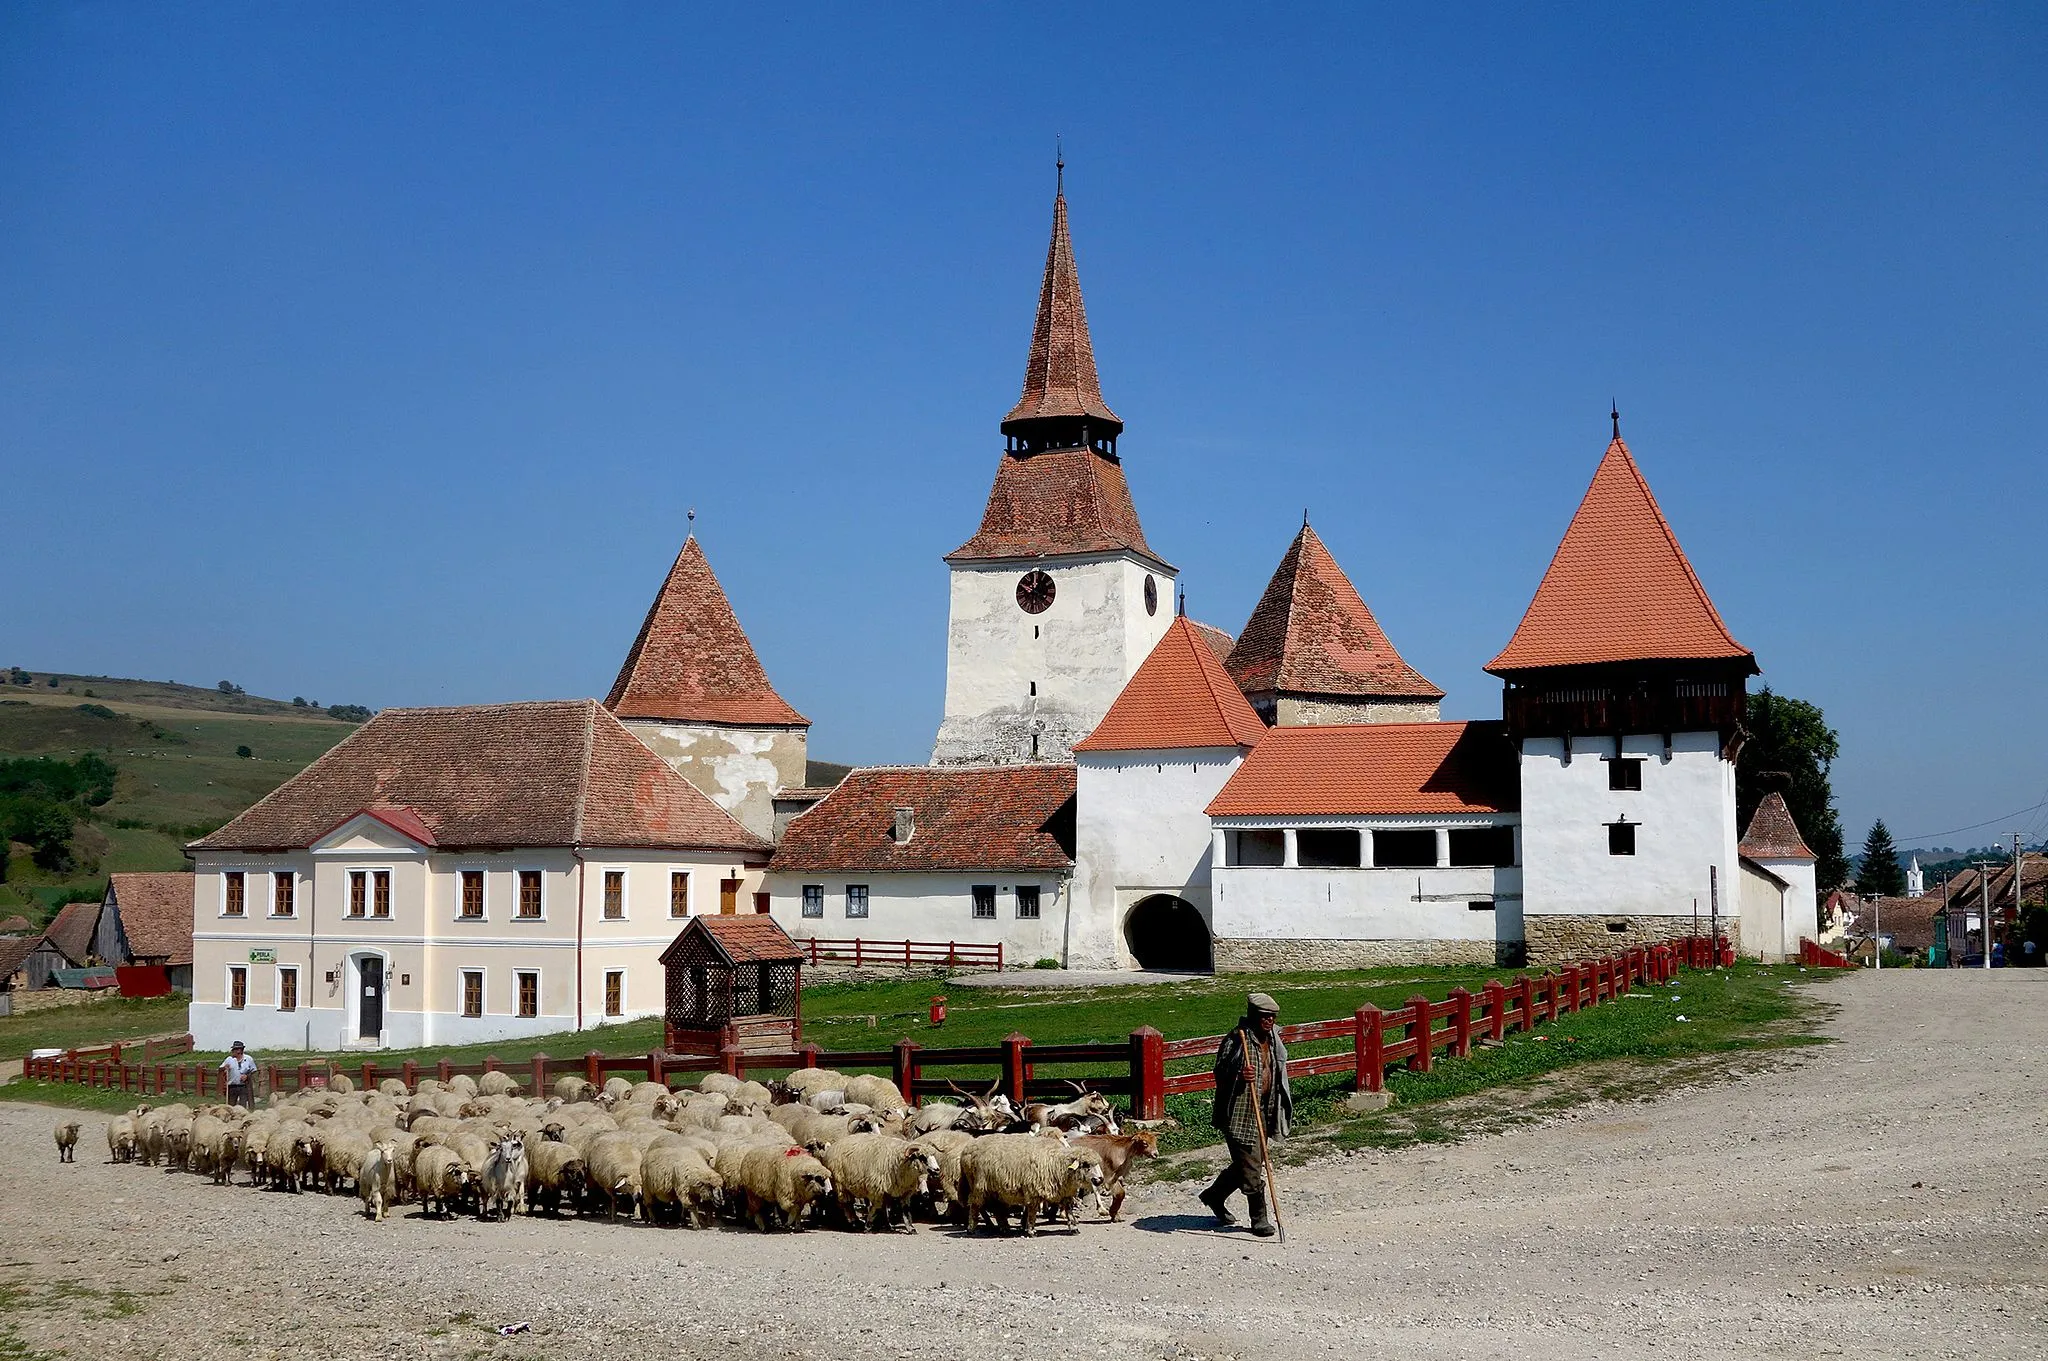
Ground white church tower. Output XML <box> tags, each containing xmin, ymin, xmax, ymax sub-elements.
<box><xmin>932</xmin><ymin>169</ymin><xmax>1175</xmax><ymax>765</ymax></box>
<box><xmin>1907</xmin><ymin>856</ymin><xmax>1924</xmax><ymax>897</ymax></box>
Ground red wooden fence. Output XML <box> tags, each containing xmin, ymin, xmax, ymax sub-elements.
<box><xmin>23</xmin><ymin>938</ymin><xmax>1727</xmax><ymax>1113</ymax></box>
<box><xmin>794</xmin><ymin>937</ymin><xmax>1004</xmax><ymax>971</ymax></box>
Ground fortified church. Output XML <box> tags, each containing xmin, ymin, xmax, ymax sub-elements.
<box><xmin>182</xmin><ymin>175</ymin><xmax>1819</xmax><ymax>1050</ymax></box>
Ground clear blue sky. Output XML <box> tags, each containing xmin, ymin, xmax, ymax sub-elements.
<box><xmin>4</xmin><ymin>4</ymin><xmax>2044</xmax><ymax>850</ymax></box>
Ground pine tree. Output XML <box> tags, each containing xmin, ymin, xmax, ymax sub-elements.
<box><xmin>1855</xmin><ymin>819</ymin><xmax>1906</xmax><ymax>897</ymax></box>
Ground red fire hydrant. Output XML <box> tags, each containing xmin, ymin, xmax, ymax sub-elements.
<box><xmin>929</xmin><ymin>995</ymin><xmax>947</xmax><ymax>1028</ymax></box>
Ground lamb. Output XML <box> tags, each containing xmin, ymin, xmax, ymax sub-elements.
<box><xmin>1069</xmin><ymin>1130</ymin><xmax>1157</xmax><ymax>1222</ymax></box>
<box><xmin>819</xmin><ymin>1134</ymin><xmax>938</xmax><ymax>1233</ymax></box>
<box><xmin>732</xmin><ymin>1145</ymin><xmax>833</xmax><ymax>1232</ymax></box>
<box><xmin>524</xmin><ymin>1141</ymin><xmax>588</xmax><ymax>1217</ymax></box>
<box><xmin>209</xmin><ymin>1126</ymin><xmax>247</xmax><ymax>1185</ymax></box>
<box><xmin>358</xmin><ymin>1140</ymin><xmax>399</xmax><ymax>1221</ymax></box>
<box><xmin>413</xmin><ymin>1145</ymin><xmax>474</xmax><ymax>1219</ymax></box>
<box><xmin>476</xmin><ymin>1070</ymin><xmax>521</xmax><ymax>1099</ymax></box>
<box><xmin>640</xmin><ymin>1145</ymin><xmax>724</xmax><ymax>1228</ymax></box>
<box><xmin>585</xmin><ymin>1134</ymin><xmax>644</xmax><ymax>1220</ymax></box>
<box><xmin>957</xmin><ymin>1133</ymin><xmax>1101</xmax><ymax>1236</ymax></box>
<box><xmin>480</xmin><ymin>1135</ymin><xmax>529</xmax><ymax>1221</ymax></box>
<box><xmin>106</xmin><ymin>1114</ymin><xmax>140</xmax><ymax>1164</ymax></box>
<box><xmin>264</xmin><ymin>1122</ymin><xmax>320</xmax><ymax>1194</ymax></box>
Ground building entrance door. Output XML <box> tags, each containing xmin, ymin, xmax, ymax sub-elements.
<box><xmin>1123</xmin><ymin>895</ymin><xmax>1213</xmax><ymax>972</ymax></box>
<box><xmin>720</xmin><ymin>878</ymin><xmax>741</xmax><ymax>914</ymax></box>
<box><xmin>358</xmin><ymin>957</ymin><xmax>384</xmax><ymax>1039</ymax></box>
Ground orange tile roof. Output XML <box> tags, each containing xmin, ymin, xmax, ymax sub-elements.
<box><xmin>1487</xmin><ymin>437</ymin><xmax>1753</xmax><ymax>673</ymax></box>
<box><xmin>660</xmin><ymin>915</ymin><xmax>802</xmax><ymax>966</ymax></box>
<box><xmin>1190</xmin><ymin>621</ymin><xmax>1235</xmax><ymax>663</ymax></box>
<box><xmin>1001</xmin><ymin>186</ymin><xmax>1120</xmax><ymax>435</ymax></box>
<box><xmin>946</xmin><ymin>447</ymin><xmax>1166</xmax><ymax>567</ymax></box>
<box><xmin>1205</xmin><ymin>721</ymin><xmax>1518</xmax><ymax>818</ymax></box>
<box><xmin>192</xmin><ymin>701</ymin><xmax>769</xmax><ymax>855</ymax></box>
<box><xmin>1225</xmin><ymin>524</ymin><xmax>1442</xmax><ymax>702</ymax></box>
<box><xmin>1075</xmin><ymin>616</ymin><xmax>1267</xmax><ymax>752</ymax></box>
<box><xmin>1739</xmin><ymin>793</ymin><xmax>1816</xmax><ymax>861</ymax></box>
<box><xmin>773</xmin><ymin>765</ymin><xmax>1076</xmax><ymax>873</ymax></box>
<box><xmin>606</xmin><ymin>536</ymin><xmax>808</xmax><ymax>727</ymax></box>
<box><xmin>107</xmin><ymin>872</ymin><xmax>195</xmax><ymax>966</ymax></box>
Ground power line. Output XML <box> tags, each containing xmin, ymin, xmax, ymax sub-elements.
<box><xmin>1897</xmin><ymin>789</ymin><xmax>2048</xmax><ymax>845</ymax></box>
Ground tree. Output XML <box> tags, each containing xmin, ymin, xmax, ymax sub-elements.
<box><xmin>1738</xmin><ymin>689</ymin><xmax>1849</xmax><ymax>893</ymax></box>
<box><xmin>1855</xmin><ymin>819</ymin><xmax>1906</xmax><ymax>897</ymax></box>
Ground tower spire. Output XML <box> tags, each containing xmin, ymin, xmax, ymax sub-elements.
<box><xmin>1001</xmin><ymin>168</ymin><xmax>1121</xmax><ymax>452</ymax></box>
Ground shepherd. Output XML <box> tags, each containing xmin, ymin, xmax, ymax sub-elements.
<box><xmin>1198</xmin><ymin>992</ymin><xmax>1292</xmax><ymax>1237</ymax></box>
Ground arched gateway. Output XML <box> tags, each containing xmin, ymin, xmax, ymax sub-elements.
<box><xmin>1123</xmin><ymin>895</ymin><xmax>1212</xmax><ymax>972</ymax></box>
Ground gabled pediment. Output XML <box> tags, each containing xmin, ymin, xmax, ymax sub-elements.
<box><xmin>313</xmin><ymin>805</ymin><xmax>438</xmax><ymax>853</ymax></box>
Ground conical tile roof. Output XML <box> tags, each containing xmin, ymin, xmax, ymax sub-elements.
<box><xmin>606</xmin><ymin>537</ymin><xmax>807</xmax><ymax>727</ymax></box>
<box><xmin>1740</xmin><ymin>792</ymin><xmax>1816</xmax><ymax>861</ymax></box>
<box><xmin>1488</xmin><ymin>437</ymin><xmax>1752</xmax><ymax>673</ymax></box>
<box><xmin>1076</xmin><ymin>616</ymin><xmax>1267</xmax><ymax>752</ymax></box>
<box><xmin>1002</xmin><ymin>185</ymin><xmax>1120</xmax><ymax>435</ymax></box>
<box><xmin>1225</xmin><ymin>524</ymin><xmax>1442</xmax><ymax>702</ymax></box>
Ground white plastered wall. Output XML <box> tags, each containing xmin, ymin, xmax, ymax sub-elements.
<box><xmin>1071</xmin><ymin>749</ymin><xmax>1244</xmax><ymax>969</ymax></box>
<box><xmin>762</xmin><ymin>871</ymin><xmax>1071</xmax><ymax>967</ymax></box>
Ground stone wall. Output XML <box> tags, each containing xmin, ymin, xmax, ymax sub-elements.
<box><xmin>4</xmin><ymin>986</ymin><xmax>120</xmax><ymax>1016</ymax></box>
<box><xmin>1213</xmin><ymin>936</ymin><xmax>1500</xmax><ymax>972</ymax></box>
<box><xmin>1270</xmin><ymin>695</ymin><xmax>1442</xmax><ymax>727</ymax></box>
<box><xmin>623</xmin><ymin>719</ymin><xmax>807</xmax><ymax>841</ymax></box>
<box><xmin>1523</xmin><ymin>913</ymin><xmax>1738</xmax><ymax>965</ymax></box>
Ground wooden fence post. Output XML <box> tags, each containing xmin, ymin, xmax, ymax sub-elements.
<box><xmin>1448</xmin><ymin>987</ymin><xmax>1474</xmax><ymax>1058</ymax></box>
<box><xmin>1405</xmin><ymin>995</ymin><xmax>1432</xmax><ymax>1073</ymax></box>
<box><xmin>1518</xmin><ymin>976</ymin><xmax>1536</xmax><ymax>1032</ymax></box>
<box><xmin>1000</xmin><ymin>1033</ymin><xmax>1031</xmax><ymax>1105</ymax></box>
<box><xmin>530</xmin><ymin>1053</ymin><xmax>549</xmax><ymax>1095</ymax></box>
<box><xmin>1128</xmin><ymin>1027</ymin><xmax>1165</xmax><ymax>1120</ymax></box>
<box><xmin>719</xmin><ymin>1041</ymin><xmax>744</xmax><ymax>1079</ymax></box>
<box><xmin>1483</xmin><ymin>981</ymin><xmax>1508</xmax><ymax>1043</ymax></box>
<box><xmin>796</xmin><ymin>1041</ymin><xmax>822</xmax><ymax>1072</ymax></box>
<box><xmin>483</xmin><ymin>1054</ymin><xmax>500</xmax><ymax>1074</ymax></box>
<box><xmin>1355</xmin><ymin>1005</ymin><xmax>1385</xmax><ymax>1093</ymax></box>
<box><xmin>584</xmin><ymin>1051</ymin><xmax>603</xmax><ymax>1086</ymax></box>
<box><xmin>647</xmin><ymin>1051</ymin><xmax>665</xmax><ymax>1086</ymax></box>
<box><xmin>892</xmin><ymin>1039</ymin><xmax>922</xmax><ymax>1106</ymax></box>
<box><xmin>437</xmin><ymin>1059</ymin><xmax>453</xmax><ymax>1084</ymax></box>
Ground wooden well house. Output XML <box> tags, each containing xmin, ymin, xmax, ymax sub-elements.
<box><xmin>659</xmin><ymin>915</ymin><xmax>803</xmax><ymax>1054</ymax></box>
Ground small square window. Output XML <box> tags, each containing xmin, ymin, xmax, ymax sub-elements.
<box><xmin>1609</xmin><ymin>758</ymin><xmax>1644</xmax><ymax>791</ymax></box>
<box><xmin>461</xmin><ymin>970</ymin><xmax>483</xmax><ymax>1018</ymax></box>
<box><xmin>515</xmin><ymin>970</ymin><xmax>539</xmax><ymax>1018</ymax></box>
<box><xmin>845</xmin><ymin>885</ymin><xmax>869</xmax><ymax>919</ymax></box>
<box><xmin>223</xmin><ymin>871</ymin><xmax>245</xmax><ymax>917</ymax></box>
<box><xmin>801</xmin><ymin>885</ymin><xmax>824</xmax><ymax>919</ymax></box>
<box><xmin>1016</xmin><ymin>885</ymin><xmax>1041</xmax><ymax>920</ymax></box>
<box><xmin>517</xmin><ymin>870</ymin><xmax>543</xmax><ymax>919</ymax></box>
<box><xmin>670</xmin><ymin>871</ymin><xmax>690</xmax><ymax>919</ymax></box>
<box><xmin>459</xmin><ymin>870</ymin><xmax>485</xmax><ymax>919</ymax></box>
<box><xmin>1608</xmin><ymin>821</ymin><xmax>1637</xmax><ymax>856</ymax></box>
<box><xmin>603</xmin><ymin>870</ymin><xmax>625</xmax><ymax>920</ymax></box>
<box><xmin>971</xmin><ymin>885</ymin><xmax>996</xmax><ymax>920</ymax></box>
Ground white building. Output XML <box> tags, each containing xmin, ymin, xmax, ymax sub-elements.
<box><xmin>187</xmin><ymin>700</ymin><xmax>770</xmax><ymax>1051</ymax></box>
<box><xmin>1737</xmin><ymin>791</ymin><xmax>1821</xmax><ymax>962</ymax></box>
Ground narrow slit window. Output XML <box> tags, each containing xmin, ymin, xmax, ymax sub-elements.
<box><xmin>670</xmin><ymin>871</ymin><xmax>690</xmax><ymax>918</ymax></box>
<box><xmin>277</xmin><ymin>966</ymin><xmax>298</xmax><ymax>1012</ymax></box>
<box><xmin>515</xmin><ymin>970</ymin><xmax>538</xmax><ymax>1018</ymax></box>
<box><xmin>228</xmin><ymin>966</ymin><xmax>247</xmax><ymax>1010</ymax></box>
<box><xmin>461</xmin><ymin>970</ymin><xmax>483</xmax><ymax>1018</ymax></box>
<box><xmin>347</xmin><ymin>870</ymin><xmax>367</xmax><ymax>917</ymax></box>
<box><xmin>603</xmin><ymin>970</ymin><xmax>623</xmax><ymax>1018</ymax></box>
<box><xmin>372</xmin><ymin>870</ymin><xmax>391</xmax><ymax>919</ymax></box>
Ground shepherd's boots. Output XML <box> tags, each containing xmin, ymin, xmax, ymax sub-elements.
<box><xmin>1199</xmin><ymin>1174</ymin><xmax>1239</xmax><ymax>1226</ymax></box>
<box><xmin>1246</xmin><ymin>1189</ymin><xmax>1277</xmax><ymax>1238</ymax></box>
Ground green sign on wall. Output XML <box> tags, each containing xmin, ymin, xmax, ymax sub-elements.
<box><xmin>248</xmin><ymin>948</ymin><xmax>276</xmax><ymax>964</ymax></box>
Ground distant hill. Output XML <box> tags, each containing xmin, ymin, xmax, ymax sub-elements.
<box><xmin>0</xmin><ymin>674</ymin><xmax>365</xmax><ymax>922</ymax></box>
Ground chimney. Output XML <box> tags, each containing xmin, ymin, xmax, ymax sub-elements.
<box><xmin>892</xmin><ymin>807</ymin><xmax>915</xmax><ymax>845</ymax></box>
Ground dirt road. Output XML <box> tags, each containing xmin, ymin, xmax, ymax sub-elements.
<box><xmin>1</xmin><ymin>969</ymin><xmax>2042</xmax><ymax>1360</ymax></box>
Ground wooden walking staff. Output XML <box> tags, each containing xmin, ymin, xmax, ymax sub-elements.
<box><xmin>1244</xmin><ymin>1037</ymin><xmax>1286</xmax><ymax>1244</ymax></box>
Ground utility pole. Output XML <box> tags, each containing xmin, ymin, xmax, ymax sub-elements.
<box><xmin>1979</xmin><ymin>862</ymin><xmax>1993</xmax><ymax>969</ymax></box>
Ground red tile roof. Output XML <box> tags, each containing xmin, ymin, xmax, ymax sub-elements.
<box><xmin>316</xmin><ymin>803</ymin><xmax>440</xmax><ymax>848</ymax></box>
<box><xmin>192</xmin><ymin>701</ymin><xmax>769</xmax><ymax>855</ymax></box>
<box><xmin>1739</xmin><ymin>793</ymin><xmax>1816</xmax><ymax>861</ymax></box>
<box><xmin>1076</xmin><ymin>616</ymin><xmax>1266</xmax><ymax>752</ymax></box>
<box><xmin>44</xmin><ymin>898</ymin><xmax>100</xmax><ymax>966</ymax></box>
<box><xmin>0</xmin><ymin>916</ymin><xmax>31</xmax><ymax>935</ymax></box>
<box><xmin>0</xmin><ymin>935</ymin><xmax>40</xmax><ymax>982</ymax></box>
<box><xmin>1190</xmin><ymin>621</ymin><xmax>1235</xmax><ymax>663</ymax></box>
<box><xmin>660</xmin><ymin>915</ymin><xmax>802</xmax><ymax>967</ymax></box>
<box><xmin>606</xmin><ymin>536</ymin><xmax>808</xmax><ymax>727</ymax></box>
<box><xmin>1225</xmin><ymin>524</ymin><xmax>1442</xmax><ymax>702</ymax></box>
<box><xmin>1488</xmin><ymin>437</ymin><xmax>1753</xmax><ymax>673</ymax></box>
<box><xmin>108</xmin><ymin>872</ymin><xmax>195</xmax><ymax>966</ymax></box>
<box><xmin>1001</xmin><ymin>186</ymin><xmax>1120</xmax><ymax>435</ymax></box>
<box><xmin>1206</xmin><ymin>721</ymin><xmax>1519</xmax><ymax>818</ymax></box>
<box><xmin>772</xmin><ymin>765</ymin><xmax>1076</xmax><ymax>873</ymax></box>
<box><xmin>946</xmin><ymin>447</ymin><xmax>1166</xmax><ymax>567</ymax></box>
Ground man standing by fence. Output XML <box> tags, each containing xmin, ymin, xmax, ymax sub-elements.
<box><xmin>1200</xmin><ymin>993</ymin><xmax>1292</xmax><ymax>1238</ymax></box>
<box><xmin>219</xmin><ymin>1041</ymin><xmax>256</xmax><ymax>1109</ymax></box>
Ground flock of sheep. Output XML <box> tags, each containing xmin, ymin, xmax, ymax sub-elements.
<box><xmin>58</xmin><ymin>1066</ymin><xmax>1160</xmax><ymax>1238</ymax></box>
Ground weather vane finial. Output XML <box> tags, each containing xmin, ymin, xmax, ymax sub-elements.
<box><xmin>1610</xmin><ymin>401</ymin><xmax>1621</xmax><ymax>441</ymax></box>
<box><xmin>687</xmin><ymin>506</ymin><xmax>696</xmax><ymax>534</ymax></box>
<box><xmin>1056</xmin><ymin>135</ymin><xmax>1064</xmax><ymax>194</ymax></box>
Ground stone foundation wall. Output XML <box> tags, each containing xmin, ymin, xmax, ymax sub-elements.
<box><xmin>3</xmin><ymin>986</ymin><xmax>120</xmax><ymax>1016</ymax></box>
<box><xmin>1213</xmin><ymin>937</ymin><xmax>1501</xmax><ymax>972</ymax></box>
<box><xmin>1522</xmin><ymin>914</ymin><xmax>1737</xmax><ymax>966</ymax></box>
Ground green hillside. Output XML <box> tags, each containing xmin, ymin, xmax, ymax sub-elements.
<box><xmin>0</xmin><ymin>673</ymin><xmax>362</xmax><ymax>922</ymax></box>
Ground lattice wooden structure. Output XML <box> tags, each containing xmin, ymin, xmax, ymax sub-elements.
<box><xmin>659</xmin><ymin>915</ymin><xmax>803</xmax><ymax>1055</ymax></box>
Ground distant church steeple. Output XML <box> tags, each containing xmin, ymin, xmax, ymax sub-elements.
<box><xmin>1907</xmin><ymin>856</ymin><xmax>1924</xmax><ymax>897</ymax></box>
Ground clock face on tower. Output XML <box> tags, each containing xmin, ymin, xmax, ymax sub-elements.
<box><xmin>1016</xmin><ymin>570</ymin><xmax>1055</xmax><ymax>615</ymax></box>
<box><xmin>1144</xmin><ymin>574</ymin><xmax>1158</xmax><ymax>616</ymax></box>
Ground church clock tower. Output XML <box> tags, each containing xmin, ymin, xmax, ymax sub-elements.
<box><xmin>932</xmin><ymin>172</ymin><xmax>1176</xmax><ymax>766</ymax></box>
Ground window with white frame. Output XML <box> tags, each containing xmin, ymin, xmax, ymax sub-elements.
<box><xmin>670</xmin><ymin>871</ymin><xmax>690</xmax><ymax>918</ymax></box>
<box><xmin>222</xmin><ymin>871</ymin><xmax>245</xmax><ymax>917</ymax></box>
<box><xmin>227</xmin><ymin>965</ymin><xmax>248</xmax><ymax>1010</ymax></box>
<box><xmin>517</xmin><ymin>870</ymin><xmax>543</xmax><ymax>919</ymax></box>
<box><xmin>277</xmin><ymin>965</ymin><xmax>299</xmax><ymax>1012</ymax></box>
<box><xmin>604</xmin><ymin>970</ymin><xmax>624</xmax><ymax>1017</ymax></box>
<box><xmin>459</xmin><ymin>870</ymin><xmax>485</xmax><ymax>920</ymax></box>
<box><xmin>515</xmin><ymin>969</ymin><xmax>539</xmax><ymax>1018</ymax></box>
<box><xmin>372</xmin><ymin>869</ymin><xmax>390</xmax><ymax>918</ymax></box>
<box><xmin>801</xmin><ymin>885</ymin><xmax>824</xmax><ymax>918</ymax></box>
<box><xmin>971</xmin><ymin>885</ymin><xmax>996</xmax><ymax>920</ymax></box>
<box><xmin>1016</xmin><ymin>885</ymin><xmax>1041</xmax><ymax>919</ymax></box>
<box><xmin>603</xmin><ymin>870</ymin><xmax>626</xmax><ymax>920</ymax></box>
<box><xmin>461</xmin><ymin>969</ymin><xmax>484</xmax><ymax>1018</ymax></box>
<box><xmin>844</xmin><ymin>885</ymin><xmax>869</xmax><ymax>919</ymax></box>
<box><xmin>272</xmin><ymin>872</ymin><xmax>295</xmax><ymax>918</ymax></box>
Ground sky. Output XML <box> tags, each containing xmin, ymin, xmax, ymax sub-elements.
<box><xmin>3</xmin><ymin>4</ymin><xmax>2044</xmax><ymax>850</ymax></box>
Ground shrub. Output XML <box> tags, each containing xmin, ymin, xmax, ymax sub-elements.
<box><xmin>235</xmin><ymin>745</ymin><xmax>253</xmax><ymax>759</ymax></box>
<box><xmin>1033</xmin><ymin>957</ymin><xmax>1062</xmax><ymax>970</ymax></box>
<box><xmin>325</xmin><ymin>704</ymin><xmax>372</xmax><ymax>722</ymax></box>
<box><xmin>75</xmin><ymin>703</ymin><xmax>117</xmax><ymax>720</ymax></box>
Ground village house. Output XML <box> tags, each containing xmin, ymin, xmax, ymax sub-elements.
<box><xmin>1736</xmin><ymin>793</ymin><xmax>1820</xmax><ymax>962</ymax></box>
<box><xmin>94</xmin><ymin>872</ymin><xmax>198</xmax><ymax>990</ymax></box>
<box><xmin>186</xmin><ymin>700</ymin><xmax>769</xmax><ymax>1050</ymax></box>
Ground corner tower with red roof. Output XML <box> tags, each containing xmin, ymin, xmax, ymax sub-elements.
<box><xmin>1489</xmin><ymin>418</ymin><xmax>1758</xmax><ymax>962</ymax></box>
<box><xmin>606</xmin><ymin>532</ymin><xmax>810</xmax><ymax>841</ymax></box>
<box><xmin>932</xmin><ymin>169</ymin><xmax>1177</xmax><ymax>766</ymax></box>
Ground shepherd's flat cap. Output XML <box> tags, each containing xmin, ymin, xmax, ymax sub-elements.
<box><xmin>1247</xmin><ymin>992</ymin><xmax>1280</xmax><ymax>1014</ymax></box>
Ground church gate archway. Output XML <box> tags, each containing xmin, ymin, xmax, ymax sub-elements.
<box><xmin>1123</xmin><ymin>895</ymin><xmax>1212</xmax><ymax>972</ymax></box>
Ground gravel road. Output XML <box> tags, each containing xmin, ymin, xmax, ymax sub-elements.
<box><xmin>2</xmin><ymin>969</ymin><xmax>2043</xmax><ymax>1361</ymax></box>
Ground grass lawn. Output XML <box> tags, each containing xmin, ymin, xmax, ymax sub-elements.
<box><xmin>0</xmin><ymin>996</ymin><xmax>193</xmax><ymax>1057</ymax></box>
<box><xmin>0</xmin><ymin>964</ymin><xmax>1840</xmax><ymax>1152</ymax></box>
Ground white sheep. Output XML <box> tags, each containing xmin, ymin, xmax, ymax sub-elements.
<box><xmin>601</xmin><ymin>1076</ymin><xmax>635</xmax><ymax>1103</ymax></box>
<box><xmin>957</xmin><ymin>1133</ymin><xmax>1100</xmax><ymax>1236</ymax></box>
<box><xmin>552</xmin><ymin>1075</ymin><xmax>597</xmax><ymax>1104</ymax></box>
<box><xmin>377</xmin><ymin>1078</ymin><xmax>410</xmax><ymax>1100</ymax></box>
<box><xmin>444</xmin><ymin>1073</ymin><xmax>480</xmax><ymax>1099</ymax></box>
<box><xmin>358</xmin><ymin>1140</ymin><xmax>398</xmax><ymax>1221</ymax></box>
<box><xmin>818</xmin><ymin>1133</ymin><xmax>937</xmax><ymax>1233</ymax></box>
<box><xmin>524</xmin><ymin>1141</ymin><xmax>588</xmax><ymax>1216</ymax></box>
<box><xmin>695</xmin><ymin>1072</ymin><xmax>740</xmax><ymax>1096</ymax></box>
<box><xmin>585</xmin><ymin>1134</ymin><xmax>643</xmax><ymax>1220</ymax></box>
<box><xmin>53</xmin><ymin>1119</ymin><xmax>80</xmax><ymax>1163</ymax></box>
<box><xmin>840</xmin><ymin>1074</ymin><xmax>906</xmax><ymax>1112</ymax></box>
<box><xmin>731</xmin><ymin>1145</ymin><xmax>833</xmax><ymax>1232</ymax></box>
<box><xmin>413</xmin><ymin>1145</ymin><xmax>473</xmax><ymax>1219</ymax></box>
<box><xmin>910</xmin><ymin>1129</ymin><xmax>976</xmax><ymax>1218</ymax></box>
<box><xmin>640</xmin><ymin>1144</ymin><xmax>724</xmax><ymax>1228</ymax></box>
<box><xmin>476</xmin><ymin>1070</ymin><xmax>521</xmax><ymax>1099</ymax></box>
<box><xmin>106</xmin><ymin>1114</ymin><xmax>140</xmax><ymax>1164</ymax></box>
